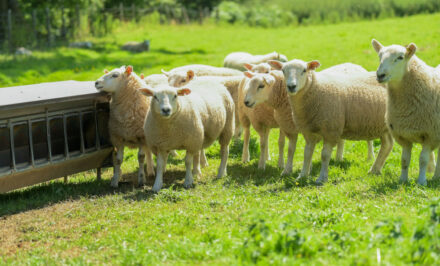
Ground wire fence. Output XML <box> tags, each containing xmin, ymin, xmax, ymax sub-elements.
<box><xmin>0</xmin><ymin>4</ymin><xmax>219</xmax><ymax>54</ymax></box>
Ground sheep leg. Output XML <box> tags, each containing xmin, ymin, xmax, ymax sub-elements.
<box><xmin>200</xmin><ymin>149</ymin><xmax>209</xmax><ymax>167</ymax></box>
<box><xmin>193</xmin><ymin>151</ymin><xmax>202</xmax><ymax>178</ymax></box>
<box><xmin>316</xmin><ymin>141</ymin><xmax>335</xmax><ymax>185</ymax></box>
<box><xmin>183</xmin><ymin>152</ymin><xmax>194</xmax><ymax>189</ymax></box>
<box><xmin>111</xmin><ymin>146</ymin><xmax>124</xmax><ymax>188</ymax></box>
<box><xmin>217</xmin><ymin>144</ymin><xmax>229</xmax><ymax>178</ymax></box>
<box><xmin>335</xmin><ymin>140</ymin><xmax>344</xmax><ymax>162</ymax></box>
<box><xmin>281</xmin><ymin>133</ymin><xmax>298</xmax><ymax>175</ymax></box>
<box><xmin>152</xmin><ymin>152</ymin><xmax>167</xmax><ymax>192</ymax></box>
<box><xmin>367</xmin><ymin>141</ymin><xmax>375</xmax><ymax>161</ymax></box>
<box><xmin>258</xmin><ymin>128</ymin><xmax>269</xmax><ymax>169</ymax></box>
<box><xmin>265</xmin><ymin>129</ymin><xmax>271</xmax><ymax>161</ymax></box>
<box><xmin>369</xmin><ymin>134</ymin><xmax>393</xmax><ymax>175</ymax></box>
<box><xmin>428</xmin><ymin>151</ymin><xmax>435</xmax><ymax>173</ymax></box>
<box><xmin>399</xmin><ymin>143</ymin><xmax>413</xmax><ymax>184</ymax></box>
<box><xmin>278</xmin><ymin>130</ymin><xmax>286</xmax><ymax>169</ymax></box>
<box><xmin>433</xmin><ymin>149</ymin><xmax>440</xmax><ymax>180</ymax></box>
<box><xmin>145</xmin><ymin>147</ymin><xmax>155</xmax><ymax>176</ymax></box>
<box><xmin>242</xmin><ymin>126</ymin><xmax>251</xmax><ymax>163</ymax></box>
<box><xmin>233</xmin><ymin>125</ymin><xmax>243</xmax><ymax>139</ymax></box>
<box><xmin>417</xmin><ymin>145</ymin><xmax>431</xmax><ymax>186</ymax></box>
<box><xmin>297</xmin><ymin>136</ymin><xmax>318</xmax><ymax>180</ymax></box>
<box><xmin>137</xmin><ymin>148</ymin><xmax>146</xmax><ymax>187</ymax></box>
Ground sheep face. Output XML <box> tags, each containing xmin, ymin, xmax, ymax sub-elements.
<box><xmin>95</xmin><ymin>66</ymin><xmax>133</xmax><ymax>93</ymax></box>
<box><xmin>372</xmin><ymin>39</ymin><xmax>417</xmax><ymax>84</ymax></box>
<box><xmin>163</xmin><ymin>70</ymin><xmax>195</xmax><ymax>87</ymax></box>
<box><xmin>269</xmin><ymin>59</ymin><xmax>320</xmax><ymax>95</ymax></box>
<box><xmin>139</xmin><ymin>86</ymin><xmax>191</xmax><ymax>118</ymax></box>
<box><xmin>244</xmin><ymin>63</ymin><xmax>271</xmax><ymax>73</ymax></box>
<box><xmin>243</xmin><ymin>72</ymin><xmax>275</xmax><ymax>108</ymax></box>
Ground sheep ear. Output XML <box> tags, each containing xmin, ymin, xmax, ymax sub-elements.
<box><xmin>243</xmin><ymin>63</ymin><xmax>254</xmax><ymax>71</ymax></box>
<box><xmin>244</xmin><ymin>71</ymin><xmax>254</xmax><ymax>79</ymax></box>
<box><xmin>187</xmin><ymin>70</ymin><xmax>195</xmax><ymax>81</ymax></box>
<box><xmin>268</xmin><ymin>60</ymin><xmax>283</xmax><ymax>70</ymax></box>
<box><xmin>307</xmin><ymin>60</ymin><xmax>320</xmax><ymax>71</ymax></box>
<box><xmin>177</xmin><ymin>88</ymin><xmax>191</xmax><ymax>96</ymax></box>
<box><xmin>104</xmin><ymin>69</ymin><xmax>109</xmax><ymax>74</ymax></box>
<box><xmin>125</xmin><ymin>65</ymin><xmax>133</xmax><ymax>75</ymax></box>
<box><xmin>138</xmin><ymin>87</ymin><xmax>154</xmax><ymax>97</ymax></box>
<box><xmin>161</xmin><ymin>69</ymin><xmax>170</xmax><ymax>77</ymax></box>
<box><xmin>262</xmin><ymin>77</ymin><xmax>269</xmax><ymax>86</ymax></box>
<box><xmin>406</xmin><ymin>43</ymin><xmax>417</xmax><ymax>58</ymax></box>
<box><xmin>140</xmin><ymin>73</ymin><xmax>145</xmax><ymax>79</ymax></box>
<box><xmin>371</xmin><ymin>39</ymin><xmax>383</xmax><ymax>54</ymax></box>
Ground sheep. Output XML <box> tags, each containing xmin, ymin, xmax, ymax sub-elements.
<box><xmin>241</xmin><ymin>71</ymin><xmax>299</xmax><ymax>175</ymax></box>
<box><xmin>372</xmin><ymin>39</ymin><xmax>440</xmax><ymax>185</ymax></box>
<box><xmin>139</xmin><ymin>80</ymin><xmax>235</xmax><ymax>192</ymax></box>
<box><xmin>95</xmin><ymin>65</ymin><xmax>155</xmax><ymax>188</ymax></box>
<box><xmin>121</xmin><ymin>40</ymin><xmax>150</xmax><ymax>52</ymax></box>
<box><xmin>163</xmin><ymin>64</ymin><xmax>243</xmax><ymax>84</ymax></box>
<box><xmin>313</xmin><ymin>63</ymin><xmax>376</xmax><ymax>161</ymax></box>
<box><xmin>268</xmin><ymin>59</ymin><xmax>394</xmax><ymax>184</ymax></box>
<box><xmin>69</xmin><ymin>41</ymin><xmax>93</xmax><ymax>49</ymax></box>
<box><xmin>15</xmin><ymin>47</ymin><xmax>32</xmax><ymax>56</ymax></box>
<box><xmin>223</xmin><ymin>52</ymin><xmax>288</xmax><ymax>71</ymax></box>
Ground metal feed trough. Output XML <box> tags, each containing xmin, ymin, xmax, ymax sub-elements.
<box><xmin>0</xmin><ymin>81</ymin><xmax>113</xmax><ymax>193</ymax></box>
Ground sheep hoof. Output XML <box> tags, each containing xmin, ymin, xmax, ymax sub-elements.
<box><xmin>296</xmin><ymin>174</ymin><xmax>307</xmax><ymax>182</ymax></box>
<box><xmin>152</xmin><ymin>183</ymin><xmax>162</xmax><ymax>193</ymax></box>
<box><xmin>281</xmin><ymin>168</ymin><xmax>292</xmax><ymax>176</ymax></box>
<box><xmin>315</xmin><ymin>176</ymin><xmax>328</xmax><ymax>185</ymax></box>
<box><xmin>399</xmin><ymin>176</ymin><xmax>409</xmax><ymax>184</ymax></box>
<box><xmin>183</xmin><ymin>182</ymin><xmax>193</xmax><ymax>189</ymax></box>
<box><xmin>110</xmin><ymin>177</ymin><xmax>119</xmax><ymax>188</ymax></box>
<box><xmin>417</xmin><ymin>178</ymin><xmax>427</xmax><ymax>186</ymax></box>
<box><xmin>368</xmin><ymin>169</ymin><xmax>381</xmax><ymax>175</ymax></box>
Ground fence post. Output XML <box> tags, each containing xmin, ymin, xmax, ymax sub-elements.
<box><xmin>32</xmin><ymin>10</ymin><xmax>38</xmax><ymax>47</ymax></box>
<box><xmin>7</xmin><ymin>9</ymin><xmax>12</xmax><ymax>52</ymax></box>
<box><xmin>182</xmin><ymin>7</ymin><xmax>190</xmax><ymax>24</ymax></box>
<box><xmin>76</xmin><ymin>4</ymin><xmax>80</xmax><ymax>28</ymax></box>
<box><xmin>119</xmin><ymin>3</ymin><xmax>124</xmax><ymax>21</ymax></box>
<box><xmin>103</xmin><ymin>9</ymin><xmax>108</xmax><ymax>35</ymax></box>
<box><xmin>61</xmin><ymin>4</ymin><xmax>66</xmax><ymax>40</ymax></box>
<box><xmin>198</xmin><ymin>7</ymin><xmax>203</xmax><ymax>25</ymax></box>
<box><xmin>46</xmin><ymin>7</ymin><xmax>51</xmax><ymax>47</ymax></box>
<box><xmin>131</xmin><ymin>4</ymin><xmax>136</xmax><ymax>22</ymax></box>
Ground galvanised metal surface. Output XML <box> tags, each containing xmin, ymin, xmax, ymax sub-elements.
<box><xmin>0</xmin><ymin>81</ymin><xmax>114</xmax><ymax>193</ymax></box>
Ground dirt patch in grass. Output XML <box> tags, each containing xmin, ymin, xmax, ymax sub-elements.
<box><xmin>0</xmin><ymin>200</ymin><xmax>85</xmax><ymax>257</ymax></box>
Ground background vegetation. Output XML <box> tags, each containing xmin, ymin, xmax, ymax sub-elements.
<box><xmin>1</xmin><ymin>12</ymin><xmax>440</xmax><ymax>264</ymax></box>
<box><xmin>2</xmin><ymin>0</ymin><xmax>440</xmax><ymax>53</ymax></box>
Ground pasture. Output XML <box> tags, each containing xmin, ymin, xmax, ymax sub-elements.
<box><xmin>1</xmin><ymin>13</ymin><xmax>440</xmax><ymax>264</ymax></box>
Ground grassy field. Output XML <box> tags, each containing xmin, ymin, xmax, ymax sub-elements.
<box><xmin>1</xmin><ymin>13</ymin><xmax>440</xmax><ymax>265</ymax></box>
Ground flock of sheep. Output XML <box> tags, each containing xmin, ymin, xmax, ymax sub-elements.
<box><xmin>94</xmin><ymin>39</ymin><xmax>440</xmax><ymax>192</ymax></box>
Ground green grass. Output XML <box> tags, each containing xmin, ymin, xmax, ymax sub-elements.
<box><xmin>1</xmin><ymin>13</ymin><xmax>440</xmax><ymax>265</ymax></box>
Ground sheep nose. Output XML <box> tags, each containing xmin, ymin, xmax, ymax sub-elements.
<box><xmin>161</xmin><ymin>107</ymin><xmax>171</xmax><ymax>116</ymax></box>
<box><xmin>377</xmin><ymin>73</ymin><xmax>386</xmax><ymax>82</ymax></box>
<box><xmin>287</xmin><ymin>84</ymin><xmax>297</xmax><ymax>92</ymax></box>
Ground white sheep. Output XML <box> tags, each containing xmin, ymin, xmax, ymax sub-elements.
<box><xmin>242</xmin><ymin>71</ymin><xmax>299</xmax><ymax>175</ymax></box>
<box><xmin>223</xmin><ymin>52</ymin><xmax>288</xmax><ymax>71</ymax></box>
<box><xmin>95</xmin><ymin>65</ymin><xmax>155</xmax><ymax>187</ymax></box>
<box><xmin>121</xmin><ymin>40</ymin><xmax>150</xmax><ymax>52</ymax></box>
<box><xmin>139</xmin><ymin>80</ymin><xmax>235</xmax><ymax>192</ymax></box>
<box><xmin>372</xmin><ymin>39</ymin><xmax>440</xmax><ymax>185</ymax></box>
<box><xmin>238</xmin><ymin>63</ymin><xmax>288</xmax><ymax>170</ymax></box>
<box><xmin>268</xmin><ymin>60</ymin><xmax>394</xmax><ymax>184</ymax></box>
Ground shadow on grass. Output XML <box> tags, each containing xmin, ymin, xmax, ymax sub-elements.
<box><xmin>155</xmin><ymin>48</ymin><xmax>207</xmax><ymax>55</ymax></box>
<box><xmin>367</xmin><ymin>174</ymin><xmax>440</xmax><ymax>196</ymax></box>
<box><xmin>0</xmin><ymin>173</ymin><xmax>123</xmax><ymax>217</ymax></box>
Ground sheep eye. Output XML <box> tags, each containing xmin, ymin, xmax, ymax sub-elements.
<box><xmin>153</xmin><ymin>95</ymin><xmax>158</xmax><ymax>100</ymax></box>
<box><xmin>174</xmin><ymin>94</ymin><xmax>177</xmax><ymax>99</ymax></box>
<box><xmin>258</xmin><ymin>84</ymin><xmax>264</xmax><ymax>89</ymax></box>
<box><xmin>302</xmin><ymin>69</ymin><xmax>306</xmax><ymax>74</ymax></box>
<box><xmin>112</xmin><ymin>73</ymin><xmax>119</xmax><ymax>78</ymax></box>
<box><xmin>397</xmin><ymin>55</ymin><xmax>404</xmax><ymax>60</ymax></box>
